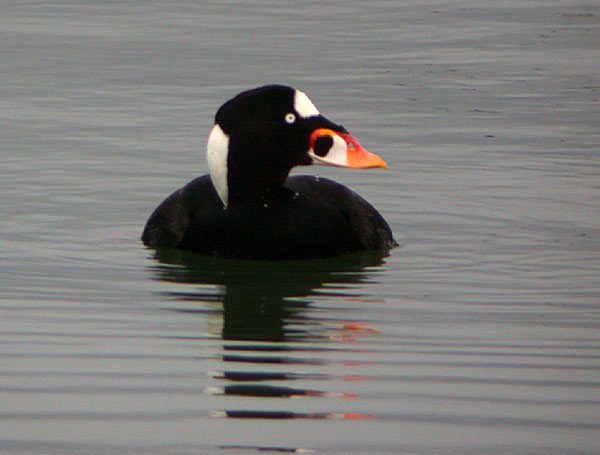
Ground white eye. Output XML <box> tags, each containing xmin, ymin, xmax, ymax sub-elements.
<box><xmin>284</xmin><ymin>112</ymin><xmax>296</xmax><ymax>124</ymax></box>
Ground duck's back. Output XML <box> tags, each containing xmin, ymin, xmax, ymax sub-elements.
<box><xmin>142</xmin><ymin>175</ymin><xmax>395</xmax><ymax>259</ymax></box>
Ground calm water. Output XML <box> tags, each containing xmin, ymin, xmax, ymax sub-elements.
<box><xmin>2</xmin><ymin>1</ymin><xmax>600</xmax><ymax>454</ymax></box>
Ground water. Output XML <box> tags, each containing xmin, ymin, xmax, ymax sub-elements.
<box><xmin>1</xmin><ymin>1</ymin><xmax>599</xmax><ymax>453</ymax></box>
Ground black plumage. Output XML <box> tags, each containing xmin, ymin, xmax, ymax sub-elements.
<box><xmin>142</xmin><ymin>85</ymin><xmax>396</xmax><ymax>259</ymax></box>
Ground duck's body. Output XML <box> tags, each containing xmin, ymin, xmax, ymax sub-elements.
<box><xmin>142</xmin><ymin>174</ymin><xmax>394</xmax><ymax>259</ymax></box>
<box><xmin>142</xmin><ymin>85</ymin><xmax>396</xmax><ymax>259</ymax></box>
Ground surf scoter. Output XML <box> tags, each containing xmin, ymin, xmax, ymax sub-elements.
<box><xmin>142</xmin><ymin>85</ymin><xmax>396</xmax><ymax>259</ymax></box>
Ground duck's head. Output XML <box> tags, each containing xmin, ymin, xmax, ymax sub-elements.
<box><xmin>206</xmin><ymin>84</ymin><xmax>387</xmax><ymax>207</ymax></box>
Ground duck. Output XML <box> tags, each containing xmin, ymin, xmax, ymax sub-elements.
<box><xmin>142</xmin><ymin>84</ymin><xmax>396</xmax><ymax>259</ymax></box>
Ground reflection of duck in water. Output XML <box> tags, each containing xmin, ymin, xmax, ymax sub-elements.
<box><xmin>151</xmin><ymin>248</ymin><xmax>386</xmax><ymax>341</ymax></box>
<box><xmin>149</xmin><ymin>247</ymin><xmax>381</xmax><ymax>429</ymax></box>
<box><xmin>142</xmin><ymin>85</ymin><xmax>396</xmax><ymax>259</ymax></box>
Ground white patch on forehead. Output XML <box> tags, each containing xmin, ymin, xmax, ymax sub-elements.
<box><xmin>206</xmin><ymin>124</ymin><xmax>230</xmax><ymax>207</ymax></box>
<box><xmin>294</xmin><ymin>90</ymin><xmax>320</xmax><ymax>118</ymax></box>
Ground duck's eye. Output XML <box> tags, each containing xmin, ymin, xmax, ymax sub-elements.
<box><xmin>284</xmin><ymin>113</ymin><xmax>296</xmax><ymax>124</ymax></box>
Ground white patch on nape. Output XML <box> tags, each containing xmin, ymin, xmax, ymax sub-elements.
<box><xmin>206</xmin><ymin>124</ymin><xmax>230</xmax><ymax>207</ymax></box>
<box><xmin>294</xmin><ymin>89</ymin><xmax>320</xmax><ymax>118</ymax></box>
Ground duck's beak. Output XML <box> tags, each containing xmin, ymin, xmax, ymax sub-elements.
<box><xmin>308</xmin><ymin>128</ymin><xmax>387</xmax><ymax>169</ymax></box>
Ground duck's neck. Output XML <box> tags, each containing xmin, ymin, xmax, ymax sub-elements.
<box><xmin>227</xmin><ymin>159</ymin><xmax>292</xmax><ymax>207</ymax></box>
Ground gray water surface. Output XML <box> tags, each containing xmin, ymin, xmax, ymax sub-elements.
<box><xmin>1</xmin><ymin>1</ymin><xmax>600</xmax><ymax>454</ymax></box>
